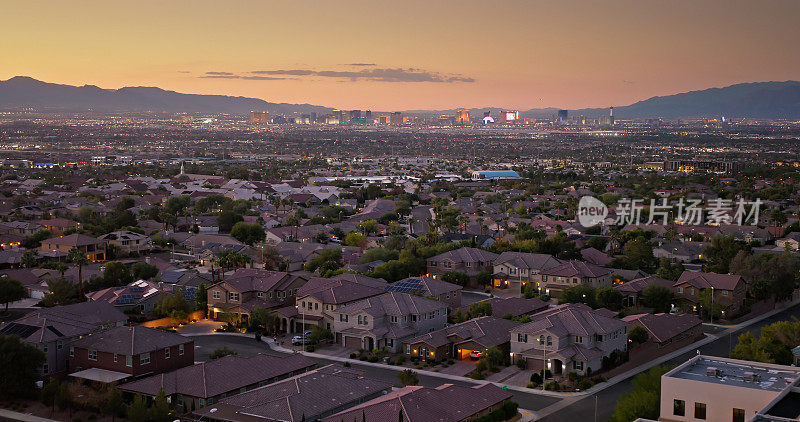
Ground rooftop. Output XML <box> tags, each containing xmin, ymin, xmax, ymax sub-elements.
<box><xmin>668</xmin><ymin>356</ymin><xmax>800</xmax><ymax>392</ymax></box>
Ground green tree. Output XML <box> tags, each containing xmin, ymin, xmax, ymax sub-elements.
<box><xmin>250</xmin><ymin>307</ymin><xmax>279</xmax><ymax>334</ymax></box>
<box><xmin>398</xmin><ymin>369</ymin><xmax>419</xmax><ymax>386</ymax></box>
<box><xmin>609</xmin><ymin>365</ymin><xmax>672</xmax><ymax>422</ymax></box>
<box><xmin>217</xmin><ymin>210</ymin><xmax>244</xmax><ymax>233</ymax></box>
<box><xmin>641</xmin><ymin>285</ymin><xmax>673</xmax><ymax>313</ymax></box>
<box><xmin>150</xmin><ymin>388</ymin><xmax>171</xmax><ymax>422</ymax></box>
<box><xmin>154</xmin><ymin>291</ymin><xmax>192</xmax><ymax>318</ymax></box>
<box><xmin>307</xmin><ymin>325</ymin><xmax>333</xmax><ymax>344</ymax></box>
<box><xmin>54</xmin><ymin>382</ymin><xmax>72</xmax><ymax>415</ymax></box>
<box><xmin>21</xmin><ymin>250</ymin><xmax>39</xmax><ymax>268</ymax></box>
<box><xmin>67</xmin><ymin>247</ymin><xmax>89</xmax><ymax>300</ymax></box>
<box><xmin>357</xmin><ymin>219</ymin><xmax>379</xmax><ymax>235</ymax></box>
<box><xmin>731</xmin><ymin>320</ymin><xmax>800</xmax><ymax>364</ymax></box>
<box><xmin>230</xmin><ymin>221</ymin><xmax>266</xmax><ymax>245</ymax></box>
<box><xmin>306</xmin><ymin>248</ymin><xmax>343</xmax><ymax>273</ymax></box>
<box><xmin>196</xmin><ymin>283</ymin><xmax>208</xmax><ymax>311</ymax></box>
<box><xmin>42</xmin><ymin>278</ymin><xmax>78</xmax><ymax>307</ymax></box>
<box><xmin>481</xmin><ymin>346</ymin><xmax>504</xmax><ymax>370</ymax></box>
<box><xmin>127</xmin><ymin>394</ymin><xmax>149</xmax><ymax>422</ymax></box>
<box><xmin>102</xmin><ymin>261</ymin><xmax>133</xmax><ymax>287</ymax></box>
<box><xmin>703</xmin><ymin>235</ymin><xmax>747</xmax><ymax>274</ymax></box>
<box><xmin>622</xmin><ymin>237</ymin><xmax>656</xmax><ymax>272</ymax></box>
<box><xmin>628</xmin><ymin>325</ymin><xmax>649</xmax><ymax>345</ymax></box>
<box><xmin>0</xmin><ymin>278</ymin><xmax>26</xmax><ymax>312</ymax></box>
<box><xmin>41</xmin><ymin>378</ymin><xmax>59</xmax><ymax>414</ymax></box>
<box><xmin>131</xmin><ymin>262</ymin><xmax>159</xmax><ymax>280</ymax></box>
<box><xmin>476</xmin><ymin>270</ymin><xmax>492</xmax><ymax>289</ymax></box>
<box><xmin>344</xmin><ymin>231</ymin><xmax>367</xmax><ymax>248</ymax></box>
<box><xmin>560</xmin><ymin>285</ymin><xmax>597</xmax><ymax>308</ymax></box>
<box><xmin>596</xmin><ymin>286</ymin><xmax>623</xmax><ymax>310</ymax></box>
<box><xmin>22</xmin><ymin>229</ymin><xmax>53</xmax><ymax>249</ymax></box>
<box><xmin>441</xmin><ymin>271</ymin><xmax>469</xmax><ymax>287</ymax></box>
<box><xmin>102</xmin><ymin>385</ymin><xmax>124</xmax><ymax>422</ymax></box>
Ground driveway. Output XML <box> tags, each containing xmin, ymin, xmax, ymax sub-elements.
<box><xmin>177</xmin><ymin>319</ymin><xmax>224</xmax><ymax>336</ymax></box>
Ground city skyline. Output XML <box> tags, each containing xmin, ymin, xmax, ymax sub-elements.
<box><xmin>2</xmin><ymin>0</ymin><xmax>799</xmax><ymax>110</ymax></box>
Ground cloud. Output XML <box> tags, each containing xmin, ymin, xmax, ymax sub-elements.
<box><xmin>199</xmin><ymin>74</ymin><xmax>288</xmax><ymax>80</ymax></box>
<box><xmin>346</xmin><ymin>63</ymin><xmax>376</xmax><ymax>67</ymax></box>
<box><xmin>250</xmin><ymin>67</ymin><xmax>474</xmax><ymax>83</ymax></box>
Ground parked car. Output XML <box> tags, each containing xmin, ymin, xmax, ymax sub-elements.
<box><xmin>292</xmin><ymin>336</ymin><xmax>309</xmax><ymax>345</ymax></box>
<box><xmin>469</xmin><ymin>351</ymin><xmax>482</xmax><ymax>360</ymax></box>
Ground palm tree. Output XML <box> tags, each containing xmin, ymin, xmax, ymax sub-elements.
<box><xmin>67</xmin><ymin>248</ymin><xmax>88</xmax><ymax>301</ymax></box>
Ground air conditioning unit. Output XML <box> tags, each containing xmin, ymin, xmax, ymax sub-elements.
<box><xmin>706</xmin><ymin>367</ymin><xmax>722</xmax><ymax>377</ymax></box>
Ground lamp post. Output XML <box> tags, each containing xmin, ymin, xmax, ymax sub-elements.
<box><xmin>540</xmin><ymin>335</ymin><xmax>547</xmax><ymax>391</ymax></box>
<box><xmin>710</xmin><ymin>287</ymin><xmax>714</xmax><ymax>325</ymax></box>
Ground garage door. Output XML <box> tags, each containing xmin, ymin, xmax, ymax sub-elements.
<box><xmin>526</xmin><ymin>357</ymin><xmax>544</xmax><ymax>370</ymax></box>
<box><xmin>344</xmin><ymin>336</ymin><xmax>361</xmax><ymax>349</ymax></box>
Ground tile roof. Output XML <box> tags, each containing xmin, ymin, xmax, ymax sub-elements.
<box><xmin>72</xmin><ymin>325</ymin><xmax>191</xmax><ymax>355</ymax></box>
<box><xmin>297</xmin><ymin>277</ymin><xmax>385</xmax><ymax>305</ymax></box>
<box><xmin>542</xmin><ymin>260</ymin><xmax>611</xmax><ymax>278</ymax></box>
<box><xmin>512</xmin><ymin>303</ymin><xmax>626</xmax><ymax>337</ymax></box>
<box><xmin>320</xmin><ymin>383</ymin><xmax>512</xmax><ymax>422</ymax></box>
<box><xmin>615</xmin><ymin>275</ymin><xmax>674</xmax><ymax>294</ymax></box>
<box><xmin>430</xmin><ymin>247</ymin><xmax>498</xmax><ymax>263</ymax></box>
<box><xmin>334</xmin><ymin>292</ymin><xmax>446</xmax><ymax>318</ymax></box>
<box><xmin>622</xmin><ymin>313</ymin><xmax>702</xmax><ymax>343</ymax></box>
<box><xmin>405</xmin><ymin>316</ymin><xmax>520</xmax><ymax>349</ymax></box>
<box><xmin>675</xmin><ymin>271</ymin><xmax>743</xmax><ymax>291</ymax></box>
<box><xmin>494</xmin><ymin>252</ymin><xmax>565</xmax><ymax>270</ymax></box>
<box><xmin>120</xmin><ymin>353</ymin><xmax>316</xmax><ymax>398</ymax></box>
<box><xmin>195</xmin><ymin>364</ymin><xmax>391</xmax><ymax>422</ymax></box>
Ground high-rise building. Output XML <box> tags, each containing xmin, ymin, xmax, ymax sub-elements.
<box><xmin>390</xmin><ymin>112</ymin><xmax>403</xmax><ymax>125</ymax></box>
<box><xmin>609</xmin><ymin>106</ymin><xmax>615</xmax><ymax>125</ymax></box>
<box><xmin>557</xmin><ymin>109</ymin><xmax>568</xmax><ymax>123</ymax></box>
<box><xmin>250</xmin><ymin>110</ymin><xmax>269</xmax><ymax>124</ymax></box>
<box><xmin>349</xmin><ymin>110</ymin><xmax>362</xmax><ymax>121</ymax></box>
<box><xmin>365</xmin><ymin>110</ymin><xmax>372</xmax><ymax>123</ymax></box>
<box><xmin>456</xmin><ymin>110</ymin><xmax>470</xmax><ymax>124</ymax></box>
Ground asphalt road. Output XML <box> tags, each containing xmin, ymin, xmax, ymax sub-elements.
<box><xmin>539</xmin><ymin>302</ymin><xmax>800</xmax><ymax>422</ymax></box>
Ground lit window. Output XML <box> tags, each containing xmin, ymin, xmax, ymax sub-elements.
<box><xmin>140</xmin><ymin>353</ymin><xmax>151</xmax><ymax>365</ymax></box>
<box><xmin>88</xmin><ymin>349</ymin><xmax>97</xmax><ymax>361</ymax></box>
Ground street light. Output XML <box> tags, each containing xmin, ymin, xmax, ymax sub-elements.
<box><xmin>710</xmin><ymin>287</ymin><xmax>714</xmax><ymax>325</ymax></box>
<box><xmin>539</xmin><ymin>335</ymin><xmax>548</xmax><ymax>391</ymax></box>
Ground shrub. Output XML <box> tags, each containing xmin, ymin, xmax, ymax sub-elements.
<box><xmin>396</xmin><ymin>356</ymin><xmax>406</xmax><ymax>364</ymax></box>
<box><xmin>516</xmin><ymin>358</ymin><xmax>527</xmax><ymax>370</ymax></box>
<box><xmin>447</xmin><ymin>359</ymin><xmax>454</xmax><ymax>365</ymax></box>
<box><xmin>343</xmin><ymin>362</ymin><xmax>351</xmax><ymax>367</ymax></box>
<box><xmin>567</xmin><ymin>372</ymin><xmax>579</xmax><ymax>382</ymax></box>
<box><xmin>530</xmin><ymin>372</ymin><xmax>542</xmax><ymax>384</ymax></box>
<box><xmin>527</xmin><ymin>382</ymin><xmax>537</xmax><ymax>389</ymax></box>
<box><xmin>470</xmin><ymin>372</ymin><xmax>485</xmax><ymax>380</ymax></box>
<box><xmin>577</xmin><ymin>379</ymin><xmax>594</xmax><ymax>390</ymax></box>
<box><xmin>545</xmin><ymin>381</ymin><xmax>560</xmax><ymax>391</ymax></box>
<box><xmin>349</xmin><ymin>352</ymin><xmax>358</xmax><ymax>358</ymax></box>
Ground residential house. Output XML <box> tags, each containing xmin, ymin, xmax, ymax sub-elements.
<box><xmin>98</xmin><ymin>230</ymin><xmax>149</xmax><ymax>254</ymax></box>
<box><xmin>192</xmin><ymin>365</ymin><xmax>391</xmax><ymax>422</ymax></box>
<box><xmin>673</xmin><ymin>271</ymin><xmax>747</xmax><ymax>316</ymax></box>
<box><xmin>615</xmin><ymin>275</ymin><xmax>675</xmax><ymax>308</ymax></box>
<box><xmin>331</xmin><ymin>292</ymin><xmax>448</xmax><ymax>353</ymax></box>
<box><xmin>426</xmin><ymin>247</ymin><xmax>498</xmax><ymax>281</ymax></box>
<box><xmin>206</xmin><ymin>269</ymin><xmax>307</xmax><ymax>323</ymax></box>
<box><xmin>653</xmin><ymin>241</ymin><xmax>704</xmax><ymax>263</ymax></box>
<box><xmin>509</xmin><ymin>303</ymin><xmax>628</xmax><ymax>375</ymax></box>
<box><xmin>387</xmin><ymin>277</ymin><xmax>463</xmax><ymax>310</ymax></box>
<box><xmin>621</xmin><ymin>313</ymin><xmax>703</xmax><ymax>349</ymax></box>
<box><xmin>320</xmin><ymin>383</ymin><xmax>513</xmax><ymax>422</ymax></box>
<box><xmin>40</xmin><ymin>233</ymin><xmax>106</xmax><ymax>261</ymax></box>
<box><xmin>403</xmin><ymin>316</ymin><xmax>521</xmax><ymax>362</ymax></box>
<box><xmin>119</xmin><ymin>353</ymin><xmax>316</xmax><ymax>411</ymax></box>
<box><xmin>85</xmin><ymin>279</ymin><xmax>163</xmax><ymax>313</ymax></box>
<box><xmin>0</xmin><ymin>302</ymin><xmax>127</xmax><ymax>376</ymax></box>
<box><xmin>37</xmin><ymin>218</ymin><xmax>81</xmax><ymax>236</ymax></box>
<box><xmin>775</xmin><ymin>232</ymin><xmax>800</xmax><ymax>251</ymax></box>
<box><xmin>539</xmin><ymin>260</ymin><xmax>613</xmax><ymax>298</ymax></box>
<box><xmin>276</xmin><ymin>275</ymin><xmax>386</xmax><ymax>333</ymax></box>
<box><xmin>492</xmin><ymin>252</ymin><xmax>564</xmax><ymax>292</ymax></box>
<box><xmin>69</xmin><ymin>325</ymin><xmax>194</xmax><ymax>379</ymax></box>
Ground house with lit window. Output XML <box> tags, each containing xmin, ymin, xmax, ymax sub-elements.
<box><xmin>387</xmin><ymin>276</ymin><xmax>462</xmax><ymax>310</ymax></box>
<box><xmin>331</xmin><ymin>292</ymin><xmax>448</xmax><ymax>353</ymax></box>
<box><xmin>403</xmin><ymin>316</ymin><xmax>521</xmax><ymax>362</ymax></box>
<box><xmin>491</xmin><ymin>252</ymin><xmax>564</xmax><ymax>292</ymax></box>
<box><xmin>206</xmin><ymin>268</ymin><xmax>307</xmax><ymax>324</ymax></box>
<box><xmin>537</xmin><ymin>260</ymin><xmax>612</xmax><ymax>298</ymax></box>
<box><xmin>274</xmin><ymin>274</ymin><xmax>386</xmax><ymax>334</ymax></box>
<box><xmin>40</xmin><ymin>233</ymin><xmax>106</xmax><ymax>261</ymax></box>
<box><xmin>509</xmin><ymin>303</ymin><xmax>627</xmax><ymax>376</ymax></box>
<box><xmin>672</xmin><ymin>271</ymin><xmax>747</xmax><ymax>316</ymax></box>
<box><xmin>68</xmin><ymin>325</ymin><xmax>194</xmax><ymax>380</ymax></box>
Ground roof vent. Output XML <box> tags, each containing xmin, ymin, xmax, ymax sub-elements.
<box><xmin>743</xmin><ymin>371</ymin><xmax>760</xmax><ymax>382</ymax></box>
<box><xmin>706</xmin><ymin>367</ymin><xmax>722</xmax><ymax>377</ymax></box>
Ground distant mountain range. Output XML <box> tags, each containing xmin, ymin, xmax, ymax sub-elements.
<box><xmin>2</xmin><ymin>76</ymin><xmax>800</xmax><ymax>119</ymax></box>
<box><xmin>0</xmin><ymin>76</ymin><xmax>333</xmax><ymax>115</ymax></box>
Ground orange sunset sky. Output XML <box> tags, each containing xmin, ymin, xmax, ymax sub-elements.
<box><xmin>1</xmin><ymin>0</ymin><xmax>799</xmax><ymax>111</ymax></box>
